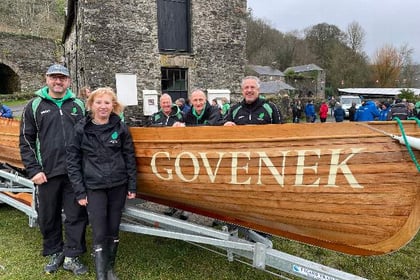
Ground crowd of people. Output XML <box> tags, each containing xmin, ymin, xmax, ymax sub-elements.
<box><xmin>16</xmin><ymin>67</ymin><xmax>284</xmax><ymax>279</ymax></box>
<box><xmin>290</xmin><ymin>96</ymin><xmax>420</xmax><ymax>123</ymax></box>
<box><xmin>350</xmin><ymin>98</ymin><xmax>419</xmax><ymax>122</ymax></box>
<box><xmin>11</xmin><ymin>63</ymin><xmax>420</xmax><ymax>279</ymax></box>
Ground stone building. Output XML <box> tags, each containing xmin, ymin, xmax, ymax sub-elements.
<box><xmin>0</xmin><ymin>32</ymin><xmax>59</xmax><ymax>95</ymax></box>
<box><xmin>63</xmin><ymin>0</ymin><xmax>247</xmax><ymax>124</ymax></box>
<box><xmin>284</xmin><ymin>64</ymin><xmax>326</xmax><ymax>99</ymax></box>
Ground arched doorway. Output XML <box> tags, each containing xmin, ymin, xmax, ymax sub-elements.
<box><xmin>0</xmin><ymin>63</ymin><xmax>20</xmax><ymax>94</ymax></box>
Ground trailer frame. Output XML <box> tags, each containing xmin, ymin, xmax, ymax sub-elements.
<box><xmin>0</xmin><ymin>168</ymin><xmax>366</xmax><ymax>280</ymax></box>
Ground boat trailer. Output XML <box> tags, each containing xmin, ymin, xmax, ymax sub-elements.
<box><xmin>0</xmin><ymin>166</ymin><xmax>366</xmax><ymax>280</ymax></box>
<box><xmin>0</xmin><ymin>165</ymin><xmax>37</xmax><ymax>227</ymax></box>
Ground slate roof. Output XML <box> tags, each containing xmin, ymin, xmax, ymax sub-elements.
<box><xmin>260</xmin><ymin>80</ymin><xmax>295</xmax><ymax>94</ymax></box>
<box><xmin>284</xmin><ymin>64</ymin><xmax>323</xmax><ymax>73</ymax></box>
<box><xmin>249</xmin><ymin>65</ymin><xmax>285</xmax><ymax>76</ymax></box>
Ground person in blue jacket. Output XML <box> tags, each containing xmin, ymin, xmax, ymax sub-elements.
<box><xmin>378</xmin><ymin>102</ymin><xmax>390</xmax><ymax>121</ymax></box>
<box><xmin>304</xmin><ymin>100</ymin><xmax>316</xmax><ymax>122</ymax></box>
<box><xmin>354</xmin><ymin>100</ymin><xmax>380</xmax><ymax>121</ymax></box>
<box><xmin>0</xmin><ymin>102</ymin><xmax>13</xmax><ymax>118</ymax></box>
<box><xmin>333</xmin><ymin>102</ymin><xmax>345</xmax><ymax>122</ymax></box>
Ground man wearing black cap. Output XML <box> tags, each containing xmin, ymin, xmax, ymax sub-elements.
<box><xmin>19</xmin><ymin>64</ymin><xmax>89</xmax><ymax>275</ymax></box>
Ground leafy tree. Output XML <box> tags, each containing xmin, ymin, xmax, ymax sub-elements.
<box><xmin>304</xmin><ymin>23</ymin><xmax>347</xmax><ymax>69</ymax></box>
<box><xmin>398</xmin><ymin>89</ymin><xmax>416</xmax><ymax>103</ymax></box>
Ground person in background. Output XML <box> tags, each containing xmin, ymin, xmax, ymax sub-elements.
<box><xmin>333</xmin><ymin>102</ymin><xmax>345</xmax><ymax>122</ymax></box>
<box><xmin>355</xmin><ymin>100</ymin><xmax>380</xmax><ymax>122</ymax></box>
<box><xmin>224</xmin><ymin>76</ymin><xmax>282</xmax><ymax>126</ymax></box>
<box><xmin>291</xmin><ymin>99</ymin><xmax>302</xmax><ymax>123</ymax></box>
<box><xmin>407</xmin><ymin>102</ymin><xmax>415</xmax><ymax>118</ymax></box>
<box><xmin>319</xmin><ymin>101</ymin><xmax>329</xmax><ymax>123</ymax></box>
<box><xmin>66</xmin><ymin>87</ymin><xmax>137</xmax><ymax>280</ymax></box>
<box><xmin>149</xmin><ymin>93</ymin><xmax>183</xmax><ymax>127</ymax></box>
<box><xmin>348</xmin><ymin>102</ymin><xmax>357</xmax><ymax>121</ymax></box>
<box><xmin>175</xmin><ymin>97</ymin><xmax>190</xmax><ymax>114</ymax></box>
<box><xmin>180</xmin><ymin>89</ymin><xmax>223</xmax><ymax>126</ymax></box>
<box><xmin>173</xmin><ymin>88</ymin><xmax>223</xmax><ymax>220</ymax></box>
<box><xmin>378</xmin><ymin>102</ymin><xmax>390</xmax><ymax>121</ymax></box>
<box><xmin>78</xmin><ymin>86</ymin><xmax>91</xmax><ymax>103</ymax></box>
<box><xmin>387</xmin><ymin>99</ymin><xmax>409</xmax><ymax>120</ymax></box>
<box><xmin>304</xmin><ymin>100</ymin><xmax>316</xmax><ymax>123</ymax></box>
<box><xmin>149</xmin><ymin>93</ymin><xmax>184</xmax><ymax>217</ymax></box>
<box><xmin>328</xmin><ymin>96</ymin><xmax>337</xmax><ymax>116</ymax></box>
<box><xmin>220</xmin><ymin>97</ymin><xmax>230</xmax><ymax>116</ymax></box>
<box><xmin>223</xmin><ymin>76</ymin><xmax>281</xmax><ymax>239</ymax></box>
<box><xmin>415</xmin><ymin>101</ymin><xmax>420</xmax><ymax>118</ymax></box>
<box><xmin>19</xmin><ymin>64</ymin><xmax>88</xmax><ymax>275</ymax></box>
<box><xmin>0</xmin><ymin>101</ymin><xmax>13</xmax><ymax>118</ymax></box>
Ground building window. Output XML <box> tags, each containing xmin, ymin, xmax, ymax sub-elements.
<box><xmin>161</xmin><ymin>68</ymin><xmax>188</xmax><ymax>100</ymax></box>
<box><xmin>157</xmin><ymin>0</ymin><xmax>191</xmax><ymax>52</ymax></box>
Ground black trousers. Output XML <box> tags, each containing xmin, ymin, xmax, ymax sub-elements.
<box><xmin>86</xmin><ymin>185</ymin><xmax>127</xmax><ymax>245</ymax></box>
<box><xmin>37</xmin><ymin>175</ymin><xmax>88</xmax><ymax>257</ymax></box>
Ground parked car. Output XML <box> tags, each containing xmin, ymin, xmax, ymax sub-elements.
<box><xmin>339</xmin><ymin>95</ymin><xmax>362</xmax><ymax>118</ymax></box>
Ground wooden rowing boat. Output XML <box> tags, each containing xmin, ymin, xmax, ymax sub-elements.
<box><xmin>1</xmin><ymin>117</ymin><xmax>420</xmax><ymax>256</ymax></box>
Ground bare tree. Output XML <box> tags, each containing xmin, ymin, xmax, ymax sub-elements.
<box><xmin>346</xmin><ymin>21</ymin><xmax>365</xmax><ymax>53</ymax></box>
<box><xmin>398</xmin><ymin>44</ymin><xmax>416</xmax><ymax>87</ymax></box>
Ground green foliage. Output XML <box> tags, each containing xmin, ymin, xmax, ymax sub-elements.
<box><xmin>398</xmin><ymin>88</ymin><xmax>416</xmax><ymax>102</ymax></box>
<box><xmin>55</xmin><ymin>0</ymin><xmax>67</xmax><ymax>17</ymax></box>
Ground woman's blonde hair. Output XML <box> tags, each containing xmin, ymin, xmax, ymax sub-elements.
<box><xmin>86</xmin><ymin>87</ymin><xmax>124</xmax><ymax>116</ymax></box>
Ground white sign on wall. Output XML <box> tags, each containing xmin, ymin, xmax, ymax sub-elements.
<box><xmin>115</xmin><ymin>73</ymin><xmax>138</xmax><ymax>106</ymax></box>
<box><xmin>207</xmin><ymin>89</ymin><xmax>231</xmax><ymax>107</ymax></box>
<box><xmin>142</xmin><ymin>90</ymin><xmax>159</xmax><ymax>116</ymax></box>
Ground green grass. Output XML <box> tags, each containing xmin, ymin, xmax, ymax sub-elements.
<box><xmin>0</xmin><ymin>203</ymin><xmax>419</xmax><ymax>280</ymax></box>
<box><xmin>1</xmin><ymin>100</ymin><xmax>28</xmax><ymax>107</ymax></box>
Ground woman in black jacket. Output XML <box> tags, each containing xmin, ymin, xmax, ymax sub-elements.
<box><xmin>67</xmin><ymin>87</ymin><xmax>137</xmax><ymax>280</ymax></box>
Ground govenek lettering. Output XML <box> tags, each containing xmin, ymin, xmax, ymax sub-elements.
<box><xmin>150</xmin><ymin>148</ymin><xmax>364</xmax><ymax>188</ymax></box>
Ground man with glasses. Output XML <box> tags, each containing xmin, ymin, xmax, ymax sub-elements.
<box><xmin>19</xmin><ymin>64</ymin><xmax>89</xmax><ymax>275</ymax></box>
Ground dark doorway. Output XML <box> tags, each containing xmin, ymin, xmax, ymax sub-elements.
<box><xmin>0</xmin><ymin>64</ymin><xmax>20</xmax><ymax>94</ymax></box>
<box><xmin>161</xmin><ymin>68</ymin><xmax>188</xmax><ymax>101</ymax></box>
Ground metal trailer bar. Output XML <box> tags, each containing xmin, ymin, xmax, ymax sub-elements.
<box><xmin>0</xmin><ymin>169</ymin><xmax>38</xmax><ymax>227</ymax></box>
<box><xmin>121</xmin><ymin>206</ymin><xmax>367</xmax><ymax>280</ymax></box>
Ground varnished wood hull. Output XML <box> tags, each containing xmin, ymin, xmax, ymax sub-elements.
<box><xmin>1</xmin><ymin>117</ymin><xmax>420</xmax><ymax>255</ymax></box>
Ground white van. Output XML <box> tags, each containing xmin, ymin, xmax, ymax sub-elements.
<box><xmin>339</xmin><ymin>95</ymin><xmax>362</xmax><ymax>118</ymax></box>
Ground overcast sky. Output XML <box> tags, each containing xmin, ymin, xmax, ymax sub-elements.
<box><xmin>247</xmin><ymin>0</ymin><xmax>420</xmax><ymax>63</ymax></box>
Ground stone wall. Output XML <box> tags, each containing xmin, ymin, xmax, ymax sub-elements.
<box><xmin>64</xmin><ymin>0</ymin><xmax>247</xmax><ymax>125</ymax></box>
<box><xmin>0</xmin><ymin>32</ymin><xmax>60</xmax><ymax>94</ymax></box>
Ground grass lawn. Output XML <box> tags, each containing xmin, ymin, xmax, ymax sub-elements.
<box><xmin>2</xmin><ymin>100</ymin><xmax>28</xmax><ymax>107</ymax></box>
<box><xmin>0</xmin><ymin>203</ymin><xmax>419</xmax><ymax>280</ymax></box>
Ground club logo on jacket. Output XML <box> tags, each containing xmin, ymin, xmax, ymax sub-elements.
<box><xmin>71</xmin><ymin>107</ymin><xmax>78</xmax><ymax>115</ymax></box>
<box><xmin>110</xmin><ymin>131</ymin><xmax>119</xmax><ymax>144</ymax></box>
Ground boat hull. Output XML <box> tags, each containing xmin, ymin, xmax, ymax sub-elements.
<box><xmin>1</xmin><ymin>117</ymin><xmax>420</xmax><ymax>255</ymax></box>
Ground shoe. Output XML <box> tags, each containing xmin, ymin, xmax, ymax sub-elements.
<box><xmin>179</xmin><ymin>211</ymin><xmax>190</xmax><ymax>220</ymax></box>
<box><xmin>63</xmin><ymin>256</ymin><xmax>88</xmax><ymax>275</ymax></box>
<box><xmin>163</xmin><ymin>207</ymin><xmax>177</xmax><ymax>216</ymax></box>
<box><xmin>44</xmin><ymin>252</ymin><xmax>64</xmax><ymax>274</ymax></box>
